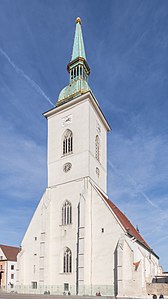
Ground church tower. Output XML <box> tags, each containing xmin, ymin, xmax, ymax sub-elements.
<box><xmin>43</xmin><ymin>17</ymin><xmax>110</xmax><ymax>193</ymax></box>
<box><xmin>17</xmin><ymin>18</ymin><xmax>159</xmax><ymax>297</ymax></box>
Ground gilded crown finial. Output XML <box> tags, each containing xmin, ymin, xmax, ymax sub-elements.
<box><xmin>76</xmin><ymin>17</ymin><xmax>82</xmax><ymax>24</ymax></box>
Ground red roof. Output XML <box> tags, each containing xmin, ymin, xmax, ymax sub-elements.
<box><xmin>96</xmin><ymin>188</ymin><xmax>151</xmax><ymax>251</ymax></box>
<box><xmin>0</xmin><ymin>244</ymin><xmax>20</xmax><ymax>261</ymax></box>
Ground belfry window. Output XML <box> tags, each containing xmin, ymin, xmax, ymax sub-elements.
<box><xmin>63</xmin><ymin>247</ymin><xmax>72</xmax><ymax>273</ymax></box>
<box><xmin>95</xmin><ymin>135</ymin><xmax>100</xmax><ymax>161</ymax></box>
<box><xmin>62</xmin><ymin>200</ymin><xmax>72</xmax><ymax>225</ymax></box>
<box><xmin>70</xmin><ymin>70</ymin><xmax>73</xmax><ymax>80</ymax></box>
<box><xmin>63</xmin><ymin>130</ymin><xmax>73</xmax><ymax>155</ymax></box>
<box><xmin>80</xmin><ymin>66</ymin><xmax>82</xmax><ymax>76</ymax></box>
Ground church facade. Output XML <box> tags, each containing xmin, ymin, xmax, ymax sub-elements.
<box><xmin>16</xmin><ymin>18</ymin><xmax>160</xmax><ymax>297</ymax></box>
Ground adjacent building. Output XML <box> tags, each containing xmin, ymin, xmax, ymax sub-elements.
<box><xmin>0</xmin><ymin>244</ymin><xmax>20</xmax><ymax>291</ymax></box>
<box><xmin>16</xmin><ymin>18</ymin><xmax>160</xmax><ymax>297</ymax></box>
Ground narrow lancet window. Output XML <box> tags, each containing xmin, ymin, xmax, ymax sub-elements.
<box><xmin>63</xmin><ymin>130</ymin><xmax>73</xmax><ymax>155</ymax></box>
<box><xmin>63</xmin><ymin>247</ymin><xmax>72</xmax><ymax>273</ymax></box>
<box><xmin>62</xmin><ymin>200</ymin><xmax>72</xmax><ymax>225</ymax></box>
<box><xmin>95</xmin><ymin>135</ymin><xmax>100</xmax><ymax>162</ymax></box>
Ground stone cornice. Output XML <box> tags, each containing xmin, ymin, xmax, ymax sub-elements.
<box><xmin>43</xmin><ymin>91</ymin><xmax>111</xmax><ymax>131</ymax></box>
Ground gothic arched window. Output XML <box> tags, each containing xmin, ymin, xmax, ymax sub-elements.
<box><xmin>63</xmin><ymin>247</ymin><xmax>72</xmax><ymax>273</ymax></box>
<box><xmin>62</xmin><ymin>200</ymin><xmax>72</xmax><ymax>225</ymax></box>
<box><xmin>95</xmin><ymin>135</ymin><xmax>100</xmax><ymax>161</ymax></box>
<box><xmin>63</xmin><ymin>130</ymin><xmax>73</xmax><ymax>155</ymax></box>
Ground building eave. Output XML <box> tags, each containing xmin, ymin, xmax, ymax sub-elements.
<box><xmin>43</xmin><ymin>91</ymin><xmax>111</xmax><ymax>132</ymax></box>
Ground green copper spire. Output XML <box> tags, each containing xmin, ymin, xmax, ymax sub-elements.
<box><xmin>71</xmin><ymin>17</ymin><xmax>86</xmax><ymax>61</ymax></box>
<box><xmin>57</xmin><ymin>17</ymin><xmax>91</xmax><ymax>106</ymax></box>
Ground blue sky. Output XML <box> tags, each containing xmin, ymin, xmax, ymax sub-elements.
<box><xmin>0</xmin><ymin>0</ymin><xmax>168</xmax><ymax>270</ymax></box>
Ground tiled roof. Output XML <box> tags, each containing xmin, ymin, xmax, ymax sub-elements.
<box><xmin>0</xmin><ymin>244</ymin><xmax>20</xmax><ymax>261</ymax></box>
<box><xmin>96</xmin><ymin>187</ymin><xmax>152</xmax><ymax>251</ymax></box>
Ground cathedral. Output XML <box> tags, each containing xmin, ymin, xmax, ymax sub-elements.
<box><xmin>16</xmin><ymin>18</ymin><xmax>160</xmax><ymax>297</ymax></box>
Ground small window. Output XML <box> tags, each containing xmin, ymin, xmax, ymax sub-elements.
<box><xmin>95</xmin><ymin>135</ymin><xmax>100</xmax><ymax>161</ymax></box>
<box><xmin>11</xmin><ymin>265</ymin><xmax>14</xmax><ymax>270</ymax></box>
<box><xmin>32</xmin><ymin>281</ymin><xmax>37</xmax><ymax>289</ymax></box>
<box><xmin>11</xmin><ymin>274</ymin><xmax>14</xmax><ymax>279</ymax></box>
<box><xmin>63</xmin><ymin>130</ymin><xmax>73</xmax><ymax>156</ymax></box>
<box><xmin>62</xmin><ymin>201</ymin><xmax>72</xmax><ymax>225</ymax></box>
<box><xmin>64</xmin><ymin>283</ymin><xmax>69</xmax><ymax>291</ymax></box>
<box><xmin>101</xmin><ymin>228</ymin><xmax>104</xmax><ymax>233</ymax></box>
<box><xmin>63</xmin><ymin>248</ymin><xmax>72</xmax><ymax>273</ymax></box>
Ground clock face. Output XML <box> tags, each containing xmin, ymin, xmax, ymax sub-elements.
<box><xmin>62</xmin><ymin>114</ymin><xmax>72</xmax><ymax>127</ymax></box>
<box><xmin>63</xmin><ymin>162</ymin><xmax>72</xmax><ymax>173</ymax></box>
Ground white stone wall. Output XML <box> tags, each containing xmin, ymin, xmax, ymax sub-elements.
<box><xmin>17</xmin><ymin>179</ymin><xmax>85</xmax><ymax>292</ymax></box>
<box><xmin>47</xmin><ymin>93</ymin><xmax>108</xmax><ymax>193</ymax></box>
<box><xmin>6</xmin><ymin>261</ymin><xmax>17</xmax><ymax>291</ymax></box>
<box><xmin>117</xmin><ymin>233</ymin><xmax>159</xmax><ymax>296</ymax></box>
<box><xmin>0</xmin><ymin>249</ymin><xmax>18</xmax><ymax>291</ymax></box>
<box><xmin>16</xmin><ymin>175</ymin><xmax>160</xmax><ymax>296</ymax></box>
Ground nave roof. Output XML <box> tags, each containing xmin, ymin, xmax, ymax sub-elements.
<box><xmin>95</xmin><ymin>186</ymin><xmax>159</xmax><ymax>258</ymax></box>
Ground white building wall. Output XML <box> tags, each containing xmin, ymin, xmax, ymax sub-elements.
<box><xmin>90</xmin><ymin>184</ymin><xmax>122</xmax><ymax>287</ymax></box>
<box><xmin>17</xmin><ymin>191</ymin><xmax>48</xmax><ymax>286</ymax></box>
<box><xmin>0</xmin><ymin>248</ymin><xmax>18</xmax><ymax>291</ymax></box>
<box><xmin>119</xmin><ymin>234</ymin><xmax>159</xmax><ymax>296</ymax></box>
<box><xmin>6</xmin><ymin>261</ymin><xmax>17</xmax><ymax>291</ymax></box>
<box><xmin>88</xmin><ymin>102</ymin><xmax>107</xmax><ymax>192</ymax></box>
<box><xmin>17</xmin><ymin>178</ymin><xmax>86</xmax><ymax>293</ymax></box>
<box><xmin>17</xmin><ymin>175</ymin><xmax>160</xmax><ymax>296</ymax></box>
<box><xmin>47</xmin><ymin>94</ymin><xmax>108</xmax><ymax>193</ymax></box>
